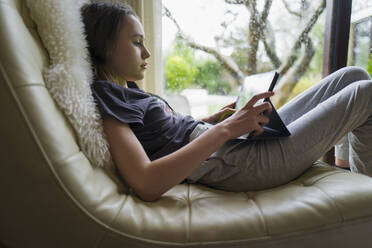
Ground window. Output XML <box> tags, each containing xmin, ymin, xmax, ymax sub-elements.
<box><xmin>349</xmin><ymin>1</ymin><xmax>372</xmax><ymax>76</ymax></box>
<box><xmin>162</xmin><ymin>0</ymin><xmax>326</xmax><ymax>118</ymax></box>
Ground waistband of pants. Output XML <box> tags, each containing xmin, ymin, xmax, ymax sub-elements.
<box><xmin>189</xmin><ymin>122</ymin><xmax>214</xmax><ymax>142</ymax></box>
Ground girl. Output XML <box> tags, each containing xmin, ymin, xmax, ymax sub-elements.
<box><xmin>81</xmin><ymin>2</ymin><xmax>372</xmax><ymax>201</ymax></box>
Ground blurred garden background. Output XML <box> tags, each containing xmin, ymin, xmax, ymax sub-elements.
<box><xmin>162</xmin><ymin>0</ymin><xmax>372</xmax><ymax>118</ymax></box>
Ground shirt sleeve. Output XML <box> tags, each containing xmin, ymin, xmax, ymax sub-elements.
<box><xmin>91</xmin><ymin>81</ymin><xmax>145</xmax><ymax>126</ymax></box>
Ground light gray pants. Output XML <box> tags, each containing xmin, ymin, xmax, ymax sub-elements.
<box><xmin>186</xmin><ymin>66</ymin><xmax>372</xmax><ymax>192</ymax></box>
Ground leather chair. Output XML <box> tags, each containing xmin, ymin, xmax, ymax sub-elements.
<box><xmin>1</xmin><ymin>0</ymin><xmax>372</xmax><ymax>247</ymax></box>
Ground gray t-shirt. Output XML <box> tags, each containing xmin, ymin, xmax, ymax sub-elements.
<box><xmin>91</xmin><ymin>80</ymin><xmax>200</xmax><ymax>160</ymax></box>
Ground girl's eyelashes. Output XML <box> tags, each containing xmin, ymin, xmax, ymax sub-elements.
<box><xmin>133</xmin><ymin>40</ymin><xmax>142</xmax><ymax>47</ymax></box>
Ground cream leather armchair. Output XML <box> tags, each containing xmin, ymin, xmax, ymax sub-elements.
<box><xmin>2</xmin><ymin>1</ymin><xmax>372</xmax><ymax>247</ymax></box>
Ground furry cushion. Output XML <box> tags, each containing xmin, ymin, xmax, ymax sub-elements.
<box><xmin>26</xmin><ymin>0</ymin><xmax>113</xmax><ymax>169</ymax></box>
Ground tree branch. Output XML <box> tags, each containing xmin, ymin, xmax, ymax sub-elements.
<box><xmin>263</xmin><ymin>37</ymin><xmax>281</xmax><ymax>68</ymax></box>
<box><xmin>261</xmin><ymin>0</ymin><xmax>273</xmax><ymax>23</ymax></box>
<box><xmin>246</xmin><ymin>0</ymin><xmax>274</xmax><ymax>74</ymax></box>
<box><xmin>257</xmin><ymin>0</ymin><xmax>277</xmax><ymax>67</ymax></box>
<box><xmin>278</xmin><ymin>0</ymin><xmax>325</xmax><ymax>75</ymax></box>
<box><xmin>274</xmin><ymin>35</ymin><xmax>315</xmax><ymax>106</ymax></box>
<box><xmin>281</xmin><ymin>0</ymin><xmax>302</xmax><ymax>18</ymax></box>
<box><xmin>186</xmin><ymin>40</ymin><xmax>245</xmax><ymax>84</ymax></box>
<box><xmin>163</xmin><ymin>5</ymin><xmax>245</xmax><ymax>84</ymax></box>
<box><xmin>163</xmin><ymin>6</ymin><xmax>182</xmax><ymax>35</ymax></box>
<box><xmin>224</xmin><ymin>0</ymin><xmax>247</xmax><ymax>5</ymax></box>
<box><xmin>246</xmin><ymin>0</ymin><xmax>259</xmax><ymax>74</ymax></box>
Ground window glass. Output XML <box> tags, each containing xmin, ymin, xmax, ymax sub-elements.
<box><xmin>349</xmin><ymin>1</ymin><xmax>372</xmax><ymax>77</ymax></box>
<box><xmin>162</xmin><ymin>0</ymin><xmax>326</xmax><ymax>118</ymax></box>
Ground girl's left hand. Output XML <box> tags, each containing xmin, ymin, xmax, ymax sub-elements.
<box><xmin>201</xmin><ymin>102</ymin><xmax>236</xmax><ymax>125</ymax></box>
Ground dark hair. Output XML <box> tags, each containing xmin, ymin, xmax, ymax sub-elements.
<box><xmin>81</xmin><ymin>2</ymin><xmax>137</xmax><ymax>82</ymax></box>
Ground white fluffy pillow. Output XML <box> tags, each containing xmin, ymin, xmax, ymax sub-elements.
<box><xmin>26</xmin><ymin>0</ymin><xmax>113</xmax><ymax>169</ymax></box>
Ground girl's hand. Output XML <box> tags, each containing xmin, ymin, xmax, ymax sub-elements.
<box><xmin>217</xmin><ymin>92</ymin><xmax>274</xmax><ymax>139</ymax></box>
<box><xmin>201</xmin><ymin>102</ymin><xmax>236</xmax><ymax>125</ymax></box>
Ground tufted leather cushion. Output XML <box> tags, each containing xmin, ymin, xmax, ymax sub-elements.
<box><xmin>1</xmin><ymin>0</ymin><xmax>372</xmax><ymax>247</ymax></box>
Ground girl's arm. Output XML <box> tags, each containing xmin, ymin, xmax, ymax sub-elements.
<box><xmin>103</xmin><ymin>92</ymin><xmax>273</xmax><ymax>202</ymax></box>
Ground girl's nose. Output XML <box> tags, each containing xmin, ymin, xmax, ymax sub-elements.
<box><xmin>142</xmin><ymin>46</ymin><xmax>151</xmax><ymax>59</ymax></box>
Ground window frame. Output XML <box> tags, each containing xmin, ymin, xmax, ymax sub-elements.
<box><xmin>322</xmin><ymin>0</ymin><xmax>352</xmax><ymax>164</ymax></box>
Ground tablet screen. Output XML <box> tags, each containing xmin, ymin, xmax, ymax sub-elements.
<box><xmin>235</xmin><ymin>71</ymin><xmax>279</xmax><ymax>109</ymax></box>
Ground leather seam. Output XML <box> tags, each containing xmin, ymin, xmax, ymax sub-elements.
<box><xmin>52</xmin><ymin>151</ymin><xmax>83</xmax><ymax>168</ymax></box>
<box><xmin>97</xmin><ymin>194</ymin><xmax>128</xmax><ymax>248</ymax></box>
<box><xmin>52</xmin><ymin>151</ymin><xmax>130</xmax><ymax>238</ymax></box>
<box><xmin>304</xmin><ymin>171</ymin><xmax>345</xmax><ymax>185</ymax></box>
<box><xmin>186</xmin><ymin>184</ymin><xmax>192</xmax><ymax>242</ymax></box>
<box><xmin>245</xmin><ymin>192</ymin><xmax>270</xmax><ymax>236</ymax></box>
<box><xmin>311</xmin><ymin>184</ymin><xmax>345</xmax><ymax>222</ymax></box>
<box><xmin>73</xmin><ymin>214</ymin><xmax>372</xmax><ymax>247</ymax></box>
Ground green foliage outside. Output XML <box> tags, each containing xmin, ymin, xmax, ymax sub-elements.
<box><xmin>368</xmin><ymin>53</ymin><xmax>372</xmax><ymax>77</ymax></box>
<box><xmin>165</xmin><ymin>55</ymin><xmax>197</xmax><ymax>92</ymax></box>
<box><xmin>307</xmin><ymin>23</ymin><xmax>324</xmax><ymax>76</ymax></box>
<box><xmin>165</xmin><ymin>41</ymin><xmax>197</xmax><ymax>92</ymax></box>
<box><xmin>164</xmin><ymin>21</ymin><xmax>327</xmax><ymax>100</ymax></box>
<box><xmin>193</xmin><ymin>60</ymin><xmax>232</xmax><ymax>95</ymax></box>
<box><xmin>165</xmin><ymin>40</ymin><xmax>231</xmax><ymax>94</ymax></box>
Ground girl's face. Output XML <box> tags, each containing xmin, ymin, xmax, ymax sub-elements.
<box><xmin>107</xmin><ymin>15</ymin><xmax>151</xmax><ymax>82</ymax></box>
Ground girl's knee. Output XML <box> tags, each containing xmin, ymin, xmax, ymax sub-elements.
<box><xmin>359</xmin><ymin>79</ymin><xmax>372</xmax><ymax>92</ymax></box>
<box><xmin>337</xmin><ymin>66</ymin><xmax>371</xmax><ymax>81</ymax></box>
<box><xmin>324</xmin><ymin>66</ymin><xmax>371</xmax><ymax>91</ymax></box>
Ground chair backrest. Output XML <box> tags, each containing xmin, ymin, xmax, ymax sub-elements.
<box><xmin>0</xmin><ymin>0</ymin><xmax>127</xmax><ymax>246</ymax></box>
<box><xmin>164</xmin><ymin>94</ymin><xmax>191</xmax><ymax>115</ymax></box>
